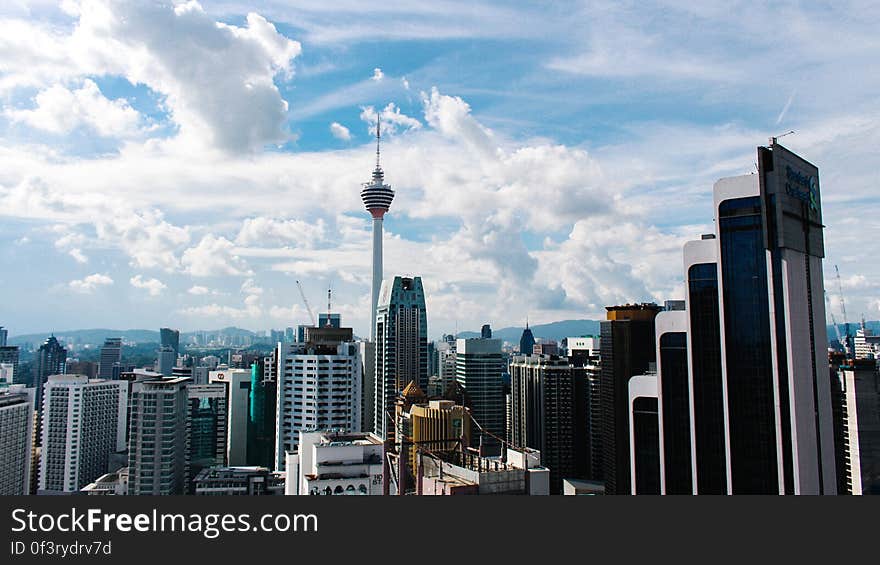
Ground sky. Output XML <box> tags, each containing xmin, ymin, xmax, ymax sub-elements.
<box><xmin>0</xmin><ymin>0</ymin><xmax>878</xmax><ymax>339</ymax></box>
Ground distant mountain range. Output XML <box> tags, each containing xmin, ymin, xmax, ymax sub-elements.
<box><xmin>8</xmin><ymin>319</ymin><xmax>877</xmax><ymax>347</ymax></box>
<box><xmin>7</xmin><ymin>326</ymin><xmax>258</xmax><ymax>347</ymax></box>
<box><xmin>457</xmin><ymin>319</ymin><xmax>602</xmax><ymax>343</ymax></box>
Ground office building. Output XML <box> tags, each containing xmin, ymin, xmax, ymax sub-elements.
<box><xmin>683</xmin><ymin>236</ymin><xmax>727</xmax><ymax>494</ymax></box>
<box><xmin>854</xmin><ymin>324</ymin><xmax>880</xmax><ymax>361</ymax></box>
<box><xmin>629</xmin><ymin>373</ymin><xmax>660</xmax><ymax>495</ymax></box>
<box><xmin>160</xmin><ymin>328</ymin><xmax>180</xmax><ymax>356</ymax></box>
<box><xmin>481</xmin><ymin>324</ymin><xmax>492</xmax><ymax>339</ymax></box>
<box><xmin>374</xmin><ymin>276</ymin><xmax>428</xmax><ymax>439</ymax></box>
<box><xmin>359</xmin><ymin>340</ymin><xmax>375</xmax><ymax>434</ymax></box>
<box><xmin>34</xmin><ymin>336</ymin><xmax>67</xmax><ymax>411</ymax></box>
<box><xmin>193</xmin><ymin>466</ymin><xmax>285</xmax><ymax>496</ymax></box>
<box><xmin>509</xmin><ymin>354</ymin><xmax>578</xmax><ymax>493</ymax></box>
<box><xmin>187</xmin><ymin>383</ymin><xmax>228</xmax><ymax>491</ymax></box>
<box><xmin>247</xmin><ymin>358</ymin><xmax>277</xmax><ymax>468</ymax></box>
<box><xmin>831</xmin><ymin>359</ymin><xmax>880</xmax><ymax>494</ymax></box>
<box><xmin>38</xmin><ymin>375</ymin><xmax>127</xmax><ymax>494</ymax></box>
<box><xmin>655</xmin><ymin>310</ymin><xmax>692</xmax><ymax>494</ymax></box>
<box><xmin>209</xmin><ymin>368</ymin><xmax>251</xmax><ymax>467</ymax></box>
<box><xmin>395</xmin><ymin>384</ymin><xmax>470</xmax><ymax>492</ymax></box>
<box><xmin>128</xmin><ymin>377</ymin><xmax>189</xmax><ymax>495</ymax></box>
<box><xmin>519</xmin><ymin>322</ymin><xmax>536</xmax><ymax>356</ymax></box>
<box><xmin>98</xmin><ymin>337</ymin><xmax>122</xmax><ymax>380</ymax></box>
<box><xmin>600</xmin><ymin>303</ymin><xmax>661</xmax><ymax>494</ymax></box>
<box><xmin>711</xmin><ymin>141</ymin><xmax>835</xmax><ymax>494</ymax></box>
<box><xmin>455</xmin><ymin>337</ymin><xmax>504</xmax><ymax>454</ymax></box>
<box><xmin>361</xmin><ymin>122</ymin><xmax>395</xmax><ymax>341</ymax></box>
<box><xmin>0</xmin><ymin>385</ymin><xmax>36</xmax><ymax>495</ymax></box>
<box><xmin>435</xmin><ymin>338</ymin><xmax>457</xmax><ymax>396</ymax></box>
<box><xmin>157</xmin><ymin>345</ymin><xmax>176</xmax><ymax>377</ymax></box>
<box><xmin>0</xmin><ymin>344</ymin><xmax>21</xmax><ymax>386</ymax></box>
<box><xmin>275</xmin><ymin>326</ymin><xmax>362</xmax><ymax>471</ymax></box>
<box><xmin>0</xmin><ymin>326</ymin><xmax>6</xmax><ymax>346</ymax></box>
<box><xmin>286</xmin><ymin>431</ymin><xmax>384</xmax><ymax>495</ymax></box>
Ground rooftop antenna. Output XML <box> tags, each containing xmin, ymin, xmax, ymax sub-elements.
<box><xmin>375</xmin><ymin>116</ymin><xmax>382</xmax><ymax>171</ymax></box>
<box><xmin>326</xmin><ymin>284</ymin><xmax>332</xmax><ymax>327</ymax></box>
<box><xmin>769</xmin><ymin>130</ymin><xmax>795</xmax><ymax>145</ymax></box>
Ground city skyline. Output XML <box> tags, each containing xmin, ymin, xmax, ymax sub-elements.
<box><xmin>0</xmin><ymin>1</ymin><xmax>877</xmax><ymax>341</ymax></box>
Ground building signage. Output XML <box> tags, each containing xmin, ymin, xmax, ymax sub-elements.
<box><xmin>784</xmin><ymin>165</ymin><xmax>819</xmax><ymax>213</ymax></box>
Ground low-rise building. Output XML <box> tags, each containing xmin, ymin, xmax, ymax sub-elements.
<box><xmin>285</xmin><ymin>431</ymin><xmax>384</xmax><ymax>495</ymax></box>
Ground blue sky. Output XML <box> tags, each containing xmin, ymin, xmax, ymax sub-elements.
<box><xmin>0</xmin><ymin>0</ymin><xmax>878</xmax><ymax>339</ymax></box>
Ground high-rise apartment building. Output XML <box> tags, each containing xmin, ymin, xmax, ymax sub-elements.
<box><xmin>38</xmin><ymin>375</ymin><xmax>127</xmax><ymax>494</ymax></box>
<box><xmin>128</xmin><ymin>377</ymin><xmax>189</xmax><ymax>495</ymax></box>
<box><xmin>98</xmin><ymin>337</ymin><xmax>122</xmax><ymax>380</ymax></box>
<box><xmin>0</xmin><ymin>385</ymin><xmax>36</xmax><ymax>495</ymax></box>
<box><xmin>374</xmin><ymin>276</ymin><xmax>428</xmax><ymax>439</ymax></box>
<box><xmin>455</xmin><ymin>337</ymin><xmax>504</xmax><ymax>454</ymax></box>
<box><xmin>275</xmin><ymin>326</ymin><xmax>362</xmax><ymax>471</ymax></box>
<box><xmin>509</xmin><ymin>354</ymin><xmax>578</xmax><ymax>493</ymax></box>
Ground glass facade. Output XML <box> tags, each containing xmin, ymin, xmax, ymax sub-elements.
<box><xmin>687</xmin><ymin>262</ymin><xmax>727</xmax><ymax>494</ymax></box>
<box><xmin>633</xmin><ymin>396</ymin><xmax>660</xmax><ymax>495</ymax></box>
<box><xmin>719</xmin><ymin>196</ymin><xmax>777</xmax><ymax>494</ymax></box>
<box><xmin>659</xmin><ymin>332</ymin><xmax>692</xmax><ymax>494</ymax></box>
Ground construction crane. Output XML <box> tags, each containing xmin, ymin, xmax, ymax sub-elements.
<box><xmin>834</xmin><ymin>265</ymin><xmax>853</xmax><ymax>358</ymax></box>
<box><xmin>825</xmin><ymin>290</ymin><xmax>846</xmax><ymax>352</ymax></box>
<box><xmin>295</xmin><ymin>280</ymin><xmax>317</xmax><ymax>326</ymax></box>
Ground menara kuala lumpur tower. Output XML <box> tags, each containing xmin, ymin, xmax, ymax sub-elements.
<box><xmin>361</xmin><ymin>122</ymin><xmax>395</xmax><ymax>340</ymax></box>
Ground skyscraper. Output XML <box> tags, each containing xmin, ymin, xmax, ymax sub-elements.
<box><xmin>34</xmin><ymin>336</ymin><xmax>67</xmax><ymax>411</ymax></box>
<box><xmin>509</xmin><ymin>354</ymin><xmax>577</xmax><ymax>493</ymax></box>
<box><xmin>712</xmin><ymin>141</ymin><xmax>835</xmax><ymax>494</ymax></box>
<box><xmin>38</xmin><ymin>375</ymin><xmax>127</xmax><ymax>494</ymax></box>
<box><xmin>374</xmin><ymin>276</ymin><xmax>428</xmax><ymax>439</ymax></box>
<box><xmin>629</xmin><ymin>373</ymin><xmax>660</xmax><ymax>495</ymax></box>
<box><xmin>187</xmin><ymin>382</ymin><xmax>227</xmax><ymax>492</ymax></box>
<box><xmin>455</xmin><ymin>337</ymin><xmax>504</xmax><ymax>454</ymax></box>
<box><xmin>157</xmin><ymin>345</ymin><xmax>176</xmax><ymax>377</ymax></box>
<box><xmin>160</xmin><ymin>328</ymin><xmax>180</xmax><ymax>356</ymax></box>
<box><xmin>600</xmin><ymin>303</ymin><xmax>661</xmax><ymax>495</ymax></box>
<box><xmin>519</xmin><ymin>322</ymin><xmax>536</xmax><ymax>356</ymax></box>
<box><xmin>0</xmin><ymin>385</ymin><xmax>35</xmax><ymax>495</ymax></box>
<box><xmin>655</xmin><ymin>310</ymin><xmax>692</xmax><ymax>494</ymax></box>
<box><xmin>361</xmin><ymin>121</ymin><xmax>395</xmax><ymax>341</ymax></box>
<box><xmin>0</xmin><ymin>343</ymin><xmax>21</xmax><ymax>386</ymax></box>
<box><xmin>209</xmin><ymin>368</ymin><xmax>251</xmax><ymax>467</ymax></box>
<box><xmin>128</xmin><ymin>377</ymin><xmax>189</xmax><ymax>495</ymax></box>
<box><xmin>98</xmin><ymin>337</ymin><xmax>122</xmax><ymax>380</ymax></box>
<box><xmin>831</xmin><ymin>359</ymin><xmax>880</xmax><ymax>494</ymax></box>
<box><xmin>274</xmin><ymin>325</ymin><xmax>362</xmax><ymax>471</ymax></box>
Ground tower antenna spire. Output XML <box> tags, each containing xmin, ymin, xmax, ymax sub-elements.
<box><xmin>375</xmin><ymin>116</ymin><xmax>381</xmax><ymax>170</ymax></box>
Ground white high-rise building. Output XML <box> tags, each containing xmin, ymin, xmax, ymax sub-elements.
<box><xmin>0</xmin><ymin>385</ymin><xmax>35</xmax><ymax>495</ymax></box>
<box><xmin>275</xmin><ymin>334</ymin><xmax>362</xmax><ymax>471</ymax></box>
<box><xmin>38</xmin><ymin>375</ymin><xmax>127</xmax><ymax>494</ymax></box>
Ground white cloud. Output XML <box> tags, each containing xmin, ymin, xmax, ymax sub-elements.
<box><xmin>359</xmin><ymin>102</ymin><xmax>421</xmax><ymax>135</ymax></box>
<box><xmin>6</xmin><ymin>79</ymin><xmax>141</xmax><ymax>137</ymax></box>
<box><xmin>0</xmin><ymin>1</ymin><xmax>302</xmax><ymax>152</ymax></box>
<box><xmin>236</xmin><ymin>217</ymin><xmax>326</xmax><ymax>247</ymax></box>
<box><xmin>182</xmin><ymin>234</ymin><xmax>251</xmax><ymax>277</ymax></box>
<box><xmin>130</xmin><ymin>274</ymin><xmax>167</xmax><ymax>296</ymax></box>
<box><xmin>329</xmin><ymin>122</ymin><xmax>351</xmax><ymax>141</ymax></box>
<box><xmin>68</xmin><ymin>272</ymin><xmax>113</xmax><ymax>293</ymax></box>
<box><xmin>188</xmin><ymin>285</ymin><xmax>211</xmax><ymax>295</ymax></box>
<box><xmin>371</xmin><ymin>67</ymin><xmax>384</xmax><ymax>81</ymax></box>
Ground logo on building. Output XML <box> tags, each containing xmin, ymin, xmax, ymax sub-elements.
<box><xmin>784</xmin><ymin>165</ymin><xmax>819</xmax><ymax>213</ymax></box>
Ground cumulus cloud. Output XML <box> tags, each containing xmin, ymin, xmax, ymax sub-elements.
<box><xmin>1</xmin><ymin>1</ymin><xmax>301</xmax><ymax>152</ymax></box>
<box><xmin>188</xmin><ymin>285</ymin><xmax>212</xmax><ymax>295</ymax></box>
<box><xmin>371</xmin><ymin>67</ymin><xmax>384</xmax><ymax>81</ymax></box>
<box><xmin>130</xmin><ymin>274</ymin><xmax>167</xmax><ymax>296</ymax></box>
<box><xmin>95</xmin><ymin>209</ymin><xmax>190</xmax><ymax>271</ymax></box>
<box><xmin>182</xmin><ymin>234</ymin><xmax>251</xmax><ymax>277</ymax></box>
<box><xmin>421</xmin><ymin>87</ymin><xmax>495</xmax><ymax>156</ymax></box>
<box><xmin>6</xmin><ymin>79</ymin><xmax>141</xmax><ymax>137</ymax></box>
<box><xmin>69</xmin><ymin>273</ymin><xmax>113</xmax><ymax>293</ymax></box>
<box><xmin>329</xmin><ymin>122</ymin><xmax>351</xmax><ymax>141</ymax></box>
<box><xmin>359</xmin><ymin>103</ymin><xmax>421</xmax><ymax>135</ymax></box>
<box><xmin>236</xmin><ymin>217</ymin><xmax>326</xmax><ymax>247</ymax></box>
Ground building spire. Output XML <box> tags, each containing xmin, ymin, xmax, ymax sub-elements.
<box><xmin>375</xmin><ymin>117</ymin><xmax>382</xmax><ymax>171</ymax></box>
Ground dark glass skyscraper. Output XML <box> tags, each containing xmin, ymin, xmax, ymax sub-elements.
<box><xmin>600</xmin><ymin>303</ymin><xmax>661</xmax><ymax>495</ymax></box>
<box><xmin>34</xmin><ymin>336</ymin><xmax>67</xmax><ymax>412</ymax></box>
<box><xmin>519</xmin><ymin>323</ymin><xmax>535</xmax><ymax>356</ymax></box>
